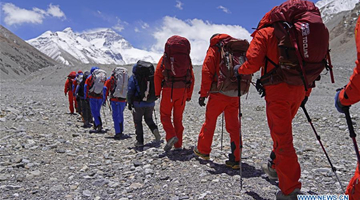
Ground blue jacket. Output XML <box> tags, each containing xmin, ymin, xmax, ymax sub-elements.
<box><xmin>127</xmin><ymin>65</ymin><xmax>155</xmax><ymax>108</ymax></box>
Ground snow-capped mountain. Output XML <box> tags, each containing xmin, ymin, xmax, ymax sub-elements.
<box><xmin>27</xmin><ymin>27</ymin><xmax>161</xmax><ymax>66</ymax></box>
<box><xmin>316</xmin><ymin>0</ymin><xmax>359</xmax><ymax>23</ymax></box>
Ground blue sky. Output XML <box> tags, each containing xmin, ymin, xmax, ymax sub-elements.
<box><xmin>0</xmin><ymin>0</ymin><xmax>320</xmax><ymax>62</ymax></box>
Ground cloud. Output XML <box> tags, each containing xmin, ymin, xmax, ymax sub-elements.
<box><xmin>47</xmin><ymin>4</ymin><xmax>66</xmax><ymax>18</ymax></box>
<box><xmin>175</xmin><ymin>1</ymin><xmax>183</xmax><ymax>10</ymax></box>
<box><xmin>132</xmin><ymin>21</ymin><xmax>150</xmax><ymax>33</ymax></box>
<box><xmin>112</xmin><ymin>17</ymin><xmax>128</xmax><ymax>32</ymax></box>
<box><xmin>217</xmin><ymin>5</ymin><xmax>231</xmax><ymax>14</ymax></box>
<box><xmin>141</xmin><ymin>22</ymin><xmax>149</xmax><ymax>29</ymax></box>
<box><xmin>151</xmin><ymin>16</ymin><xmax>251</xmax><ymax>65</ymax></box>
<box><xmin>113</xmin><ymin>24</ymin><xmax>124</xmax><ymax>32</ymax></box>
<box><xmin>96</xmin><ymin>14</ymin><xmax>127</xmax><ymax>32</ymax></box>
<box><xmin>2</xmin><ymin>3</ymin><xmax>66</xmax><ymax>26</ymax></box>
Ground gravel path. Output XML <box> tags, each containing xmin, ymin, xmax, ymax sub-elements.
<box><xmin>0</xmin><ymin>65</ymin><xmax>359</xmax><ymax>199</ymax></box>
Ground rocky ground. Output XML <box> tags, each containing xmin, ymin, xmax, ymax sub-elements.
<box><xmin>0</xmin><ymin>64</ymin><xmax>359</xmax><ymax>200</ymax></box>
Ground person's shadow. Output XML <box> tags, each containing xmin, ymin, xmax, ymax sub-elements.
<box><xmin>104</xmin><ymin>134</ymin><xmax>131</xmax><ymax>140</ymax></box>
<box><xmin>245</xmin><ymin>191</ymin><xmax>271</xmax><ymax>200</ymax></box>
<box><xmin>159</xmin><ymin>148</ymin><xmax>197</xmax><ymax>161</ymax></box>
<box><xmin>89</xmin><ymin>129</ymin><xmax>108</xmax><ymax>134</ymax></box>
<box><xmin>127</xmin><ymin>140</ymin><xmax>162</xmax><ymax>152</ymax></box>
<box><xmin>202</xmin><ymin>160</ymin><xmax>263</xmax><ymax>178</ymax></box>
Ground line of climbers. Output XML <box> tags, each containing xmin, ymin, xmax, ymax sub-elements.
<box><xmin>63</xmin><ymin>0</ymin><xmax>360</xmax><ymax>199</ymax></box>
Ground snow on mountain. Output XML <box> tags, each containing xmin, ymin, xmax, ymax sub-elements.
<box><xmin>316</xmin><ymin>0</ymin><xmax>359</xmax><ymax>23</ymax></box>
<box><xmin>27</xmin><ymin>27</ymin><xmax>162</xmax><ymax>66</ymax></box>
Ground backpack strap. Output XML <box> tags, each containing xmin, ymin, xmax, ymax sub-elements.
<box><xmin>288</xmin><ymin>26</ymin><xmax>308</xmax><ymax>90</ymax></box>
<box><xmin>110</xmin><ymin>76</ymin><xmax>116</xmax><ymax>97</ymax></box>
<box><xmin>89</xmin><ymin>76</ymin><xmax>94</xmax><ymax>90</ymax></box>
<box><xmin>171</xmin><ymin>76</ymin><xmax>174</xmax><ymax>102</ymax></box>
<box><xmin>133</xmin><ymin>75</ymin><xmax>141</xmax><ymax>98</ymax></box>
<box><xmin>264</xmin><ymin>56</ymin><xmax>279</xmax><ymax>74</ymax></box>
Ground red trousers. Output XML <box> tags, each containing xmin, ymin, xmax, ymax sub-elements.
<box><xmin>160</xmin><ymin>88</ymin><xmax>187</xmax><ymax>148</ymax></box>
<box><xmin>197</xmin><ymin>93</ymin><xmax>240</xmax><ymax>161</ymax></box>
<box><xmin>67</xmin><ymin>91</ymin><xmax>75</xmax><ymax>113</ymax></box>
<box><xmin>265</xmin><ymin>83</ymin><xmax>305</xmax><ymax>195</ymax></box>
<box><xmin>346</xmin><ymin>164</ymin><xmax>360</xmax><ymax>200</ymax></box>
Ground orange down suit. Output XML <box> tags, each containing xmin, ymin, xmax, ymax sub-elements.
<box><xmin>238</xmin><ymin>27</ymin><xmax>305</xmax><ymax>194</ymax></box>
<box><xmin>197</xmin><ymin>34</ymin><xmax>241</xmax><ymax>162</ymax></box>
<box><xmin>154</xmin><ymin>56</ymin><xmax>195</xmax><ymax>148</ymax></box>
<box><xmin>343</xmin><ymin>16</ymin><xmax>360</xmax><ymax>200</ymax></box>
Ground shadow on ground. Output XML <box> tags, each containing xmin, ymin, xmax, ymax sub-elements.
<box><xmin>245</xmin><ymin>191</ymin><xmax>272</xmax><ymax>200</ymax></box>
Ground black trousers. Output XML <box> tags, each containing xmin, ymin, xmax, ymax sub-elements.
<box><xmin>132</xmin><ymin>106</ymin><xmax>157</xmax><ymax>143</ymax></box>
<box><xmin>81</xmin><ymin>99</ymin><xmax>92</xmax><ymax>124</ymax></box>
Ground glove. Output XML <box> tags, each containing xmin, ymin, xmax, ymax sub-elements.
<box><xmin>65</xmin><ymin>93</ymin><xmax>67</xmax><ymax>96</ymax></box>
<box><xmin>234</xmin><ymin>65</ymin><xmax>241</xmax><ymax>77</ymax></box>
<box><xmin>198</xmin><ymin>97</ymin><xmax>206</xmax><ymax>107</ymax></box>
<box><xmin>186</xmin><ymin>98</ymin><xmax>191</xmax><ymax>102</ymax></box>
<box><xmin>128</xmin><ymin>104</ymin><xmax>133</xmax><ymax>111</ymax></box>
<box><xmin>334</xmin><ymin>90</ymin><xmax>346</xmax><ymax>113</ymax></box>
<box><xmin>155</xmin><ymin>96</ymin><xmax>160</xmax><ymax>101</ymax></box>
<box><xmin>301</xmin><ymin>96</ymin><xmax>308</xmax><ymax>107</ymax></box>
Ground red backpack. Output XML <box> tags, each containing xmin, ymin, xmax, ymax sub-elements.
<box><xmin>161</xmin><ymin>35</ymin><xmax>192</xmax><ymax>89</ymax></box>
<box><xmin>211</xmin><ymin>37</ymin><xmax>251</xmax><ymax>97</ymax></box>
<box><xmin>259</xmin><ymin>0</ymin><xmax>334</xmax><ymax>90</ymax></box>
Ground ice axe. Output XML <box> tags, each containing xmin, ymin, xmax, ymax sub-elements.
<box><xmin>301</xmin><ymin>104</ymin><xmax>345</xmax><ymax>193</ymax></box>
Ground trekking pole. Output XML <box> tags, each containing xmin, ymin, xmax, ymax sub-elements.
<box><xmin>102</xmin><ymin>105</ymin><xmax>108</xmax><ymax>129</ymax></box>
<box><xmin>107</xmin><ymin>99</ymin><xmax>112</xmax><ymax>112</ymax></box>
<box><xmin>221</xmin><ymin>112</ymin><xmax>224</xmax><ymax>151</ymax></box>
<box><xmin>237</xmin><ymin>75</ymin><xmax>243</xmax><ymax>191</ymax></box>
<box><xmin>301</xmin><ymin>104</ymin><xmax>345</xmax><ymax>193</ymax></box>
<box><xmin>153</xmin><ymin>108</ymin><xmax>158</xmax><ymax>125</ymax></box>
<box><xmin>343</xmin><ymin>107</ymin><xmax>360</xmax><ymax>171</ymax></box>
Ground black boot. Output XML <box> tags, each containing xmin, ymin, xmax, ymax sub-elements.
<box><xmin>89</xmin><ymin>125</ymin><xmax>100</xmax><ymax>133</ymax></box>
<box><xmin>225</xmin><ymin>142</ymin><xmax>240</xmax><ymax>169</ymax></box>
<box><xmin>114</xmin><ymin>133</ymin><xmax>123</xmax><ymax>140</ymax></box>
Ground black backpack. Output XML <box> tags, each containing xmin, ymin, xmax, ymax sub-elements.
<box><xmin>78</xmin><ymin>71</ymin><xmax>90</xmax><ymax>98</ymax></box>
<box><xmin>133</xmin><ymin>60</ymin><xmax>156</xmax><ymax>103</ymax></box>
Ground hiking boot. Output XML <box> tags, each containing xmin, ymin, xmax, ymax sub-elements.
<box><xmin>114</xmin><ymin>133</ymin><xmax>122</xmax><ymax>140</ymax></box>
<box><xmin>89</xmin><ymin>129</ymin><xmax>100</xmax><ymax>134</ymax></box>
<box><xmin>193</xmin><ymin>147</ymin><xmax>210</xmax><ymax>160</ymax></box>
<box><xmin>164</xmin><ymin>137</ymin><xmax>178</xmax><ymax>151</ymax></box>
<box><xmin>276</xmin><ymin>188</ymin><xmax>301</xmax><ymax>200</ymax></box>
<box><xmin>225</xmin><ymin>160</ymin><xmax>240</xmax><ymax>170</ymax></box>
<box><xmin>83</xmin><ymin>122</ymin><xmax>91</xmax><ymax>128</ymax></box>
<box><xmin>261</xmin><ymin>161</ymin><xmax>278</xmax><ymax>180</ymax></box>
<box><xmin>135</xmin><ymin>141</ymin><xmax>144</xmax><ymax>147</ymax></box>
<box><xmin>152</xmin><ymin>129</ymin><xmax>161</xmax><ymax>142</ymax></box>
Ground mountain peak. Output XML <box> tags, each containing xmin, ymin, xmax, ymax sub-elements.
<box><xmin>83</xmin><ymin>28</ymin><xmax>115</xmax><ymax>34</ymax></box>
<box><xmin>27</xmin><ymin>27</ymin><xmax>161</xmax><ymax>66</ymax></box>
<box><xmin>63</xmin><ymin>27</ymin><xmax>73</xmax><ymax>33</ymax></box>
